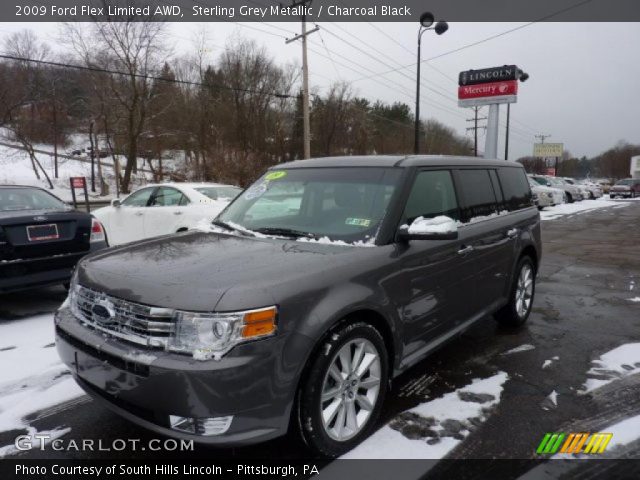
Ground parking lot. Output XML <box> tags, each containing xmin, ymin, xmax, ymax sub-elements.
<box><xmin>0</xmin><ymin>198</ymin><xmax>638</xmax><ymax>468</ymax></box>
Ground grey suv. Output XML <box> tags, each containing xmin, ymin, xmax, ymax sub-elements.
<box><xmin>55</xmin><ymin>156</ymin><xmax>540</xmax><ymax>457</ymax></box>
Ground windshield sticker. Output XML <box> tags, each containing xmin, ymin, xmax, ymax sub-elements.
<box><xmin>265</xmin><ymin>171</ymin><xmax>287</xmax><ymax>181</ymax></box>
<box><xmin>244</xmin><ymin>182</ymin><xmax>268</xmax><ymax>200</ymax></box>
<box><xmin>345</xmin><ymin>218</ymin><xmax>372</xmax><ymax>227</ymax></box>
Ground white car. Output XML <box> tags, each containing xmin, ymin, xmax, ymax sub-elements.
<box><xmin>527</xmin><ymin>176</ymin><xmax>565</xmax><ymax>207</ymax></box>
<box><xmin>93</xmin><ymin>183</ymin><xmax>241</xmax><ymax>245</ymax></box>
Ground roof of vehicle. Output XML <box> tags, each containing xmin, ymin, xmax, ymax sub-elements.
<box><xmin>133</xmin><ymin>182</ymin><xmax>238</xmax><ymax>190</ymax></box>
<box><xmin>273</xmin><ymin>155</ymin><xmax>525</xmax><ymax>169</ymax></box>
<box><xmin>0</xmin><ymin>184</ymin><xmax>47</xmax><ymax>189</ymax></box>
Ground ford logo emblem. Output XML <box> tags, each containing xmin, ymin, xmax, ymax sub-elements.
<box><xmin>92</xmin><ymin>300</ymin><xmax>115</xmax><ymax>323</ymax></box>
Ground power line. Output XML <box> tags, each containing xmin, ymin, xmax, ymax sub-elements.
<box><xmin>349</xmin><ymin>0</ymin><xmax>595</xmax><ymax>83</ymax></box>
<box><xmin>0</xmin><ymin>54</ymin><xmax>296</xmax><ymax>99</ymax></box>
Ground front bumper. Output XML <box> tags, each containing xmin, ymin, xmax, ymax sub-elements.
<box><xmin>0</xmin><ymin>242</ymin><xmax>107</xmax><ymax>293</ymax></box>
<box><xmin>610</xmin><ymin>190</ymin><xmax>632</xmax><ymax>197</ymax></box>
<box><xmin>55</xmin><ymin>306</ymin><xmax>313</xmax><ymax>446</ymax></box>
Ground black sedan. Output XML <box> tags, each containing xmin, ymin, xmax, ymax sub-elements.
<box><xmin>0</xmin><ymin>185</ymin><xmax>108</xmax><ymax>293</ymax></box>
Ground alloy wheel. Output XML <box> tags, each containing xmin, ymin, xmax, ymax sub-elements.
<box><xmin>320</xmin><ymin>338</ymin><xmax>381</xmax><ymax>442</ymax></box>
<box><xmin>515</xmin><ymin>264</ymin><xmax>534</xmax><ymax>319</ymax></box>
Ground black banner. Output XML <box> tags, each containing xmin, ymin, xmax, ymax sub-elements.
<box><xmin>4</xmin><ymin>0</ymin><xmax>640</xmax><ymax>22</ymax></box>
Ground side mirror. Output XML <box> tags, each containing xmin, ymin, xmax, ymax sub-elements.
<box><xmin>397</xmin><ymin>216</ymin><xmax>459</xmax><ymax>242</ymax></box>
<box><xmin>111</xmin><ymin>199</ymin><xmax>121</xmax><ymax>208</ymax></box>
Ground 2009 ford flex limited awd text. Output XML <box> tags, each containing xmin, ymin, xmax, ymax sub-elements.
<box><xmin>55</xmin><ymin>156</ymin><xmax>540</xmax><ymax>457</ymax></box>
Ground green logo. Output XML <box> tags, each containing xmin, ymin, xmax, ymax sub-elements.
<box><xmin>265</xmin><ymin>171</ymin><xmax>287</xmax><ymax>181</ymax></box>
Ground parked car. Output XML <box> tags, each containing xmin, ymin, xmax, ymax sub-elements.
<box><xmin>609</xmin><ymin>178</ymin><xmax>640</xmax><ymax>198</ymax></box>
<box><xmin>528</xmin><ymin>178</ymin><xmax>553</xmax><ymax>209</ymax></box>
<box><xmin>562</xmin><ymin>178</ymin><xmax>591</xmax><ymax>200</ymax></box>
<box><xmin>574</xmin><ymin>179</ymin><xmax>603</xmax><ymax>199</ymax></box>
<box><xmin>527</xmin><ymin>176</ymin><xmax>564</xmax><ymax>207</ymax></box>
<box><xmin>56</xmin><ymin>156</ymin><xmax>540</xmax><ymax>456</ymax></box>
<box><xmin>0</xmin><ymin>185</ymin><xmax>107</xmax><ymax>293</ymax></box>
<box><xmin>92</xmin><ymin>183</ymin><xmax>241</xmax><ymax>245</ymax></box>
<box><xmin>532</xmin><ymin>176</ymin><xmax>582</xmax><ymax>203</ymax></box>
<box><xmin>594</xmin><ymin>178</ymin><xmax>613</xmax><ymax>194</ymax></box>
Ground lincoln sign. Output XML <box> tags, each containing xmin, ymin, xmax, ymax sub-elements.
<box><xmin>458</xmin><ymin>65</ymin><xmax>520</xmax><ymax>108</ymax></box>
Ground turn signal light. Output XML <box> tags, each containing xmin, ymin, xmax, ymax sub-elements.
<box><xmin>242</xmin><ymin>307</ymin><xmax>277</xmax><ymax>338</ymax></box>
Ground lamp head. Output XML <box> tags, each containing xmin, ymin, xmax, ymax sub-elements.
<box><xmin>420</xmin><ymin>12</ymin><xmax>435</xmax><ymax>28</ymax></box>
<box><xmin>435</xmin><ymin>21</ymin><xmax>449</xmax><ymax>35</ymax></box>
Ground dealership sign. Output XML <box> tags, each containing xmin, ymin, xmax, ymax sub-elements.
<box><xmin>533</xmin><ymin>143</ymin><xmax>564</xmax><ymax>158</ymax></box>
<box><xmin>458</xmin><ymin>65</ymin><xmax>520</xmax><ymax>108</ymax></box>
<box><xmin>459</xmin><ymin>65</ymin><xmax>518</xmax><ymax>86</ymax></box>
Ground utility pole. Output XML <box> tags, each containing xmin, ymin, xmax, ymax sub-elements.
<box><xmin>466</xmin><ymin>106</ymin><xmax>487</xmax><ymax>156</ymax></box>
<box><xmin>504</xmin><ymin>103</ymin><xmax>510</xmax><ymax>160</ymax></box>
<box><xmin>285</xmin><ymin>1</ymin><xmax>318</xmax><ymax>159</ymax></box>
<box><xmin>535</xmin><ymin>134</ymin><xmax>551</xmax><ymax>144</ymax></box>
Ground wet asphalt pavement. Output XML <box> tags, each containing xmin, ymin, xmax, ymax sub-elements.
<box><xmin>1</xmin><ymin>201</ymin><xmax>639</xmax><ymax>466</ymax></box>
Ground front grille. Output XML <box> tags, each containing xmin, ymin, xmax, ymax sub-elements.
<box><xmin>73</xmin><ymin>285</ymin><xmax>174</xmax><ymax>348</ymax></box>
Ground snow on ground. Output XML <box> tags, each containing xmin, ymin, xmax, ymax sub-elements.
<box><xmin>628</xmin><ymin>297</ymin><xmax>640</xmax><ymax>303</ymax></box>
<box><xmin>542</xmin><ymin>356</ymin><xmax>560</xmax><ymax>369</ymax></box>
<box><xmin>502</xmin><ymin>344</ymin><xmax>535</xmax><ymax>355</ymax></box>
<box><xmin>540</xmin><ymin>198</ymin><xmax>630</xmax><ymax>221</ymax></box>
<box><xmin>0</xmin><ymin>313</ymin><xmax>84</xmax><ymax>457</ymax></box>
<box><xmin>342</xmin><ymin>371</ymin><xmax>508</xmax><ymax>459</ymax></box>
<box><xmin>580</xmin><ymin>343</ymin><xmax>640</xmax><ymax>393</ymax></box>
<box><xmin>0</xmin><ymin>140</ymin><xmax>152</xmax><ymax>202</ymax></box>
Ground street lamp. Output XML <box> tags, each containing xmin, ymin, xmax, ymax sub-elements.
<box><xmin>414</xmin><ymin>13</ymin><xmax>448</xmax><ymax>155</ymax></box>
<box><xmin>505</xmin><ymin>68</ymin><xmax>529</xmax><ymax>160</ymax></box>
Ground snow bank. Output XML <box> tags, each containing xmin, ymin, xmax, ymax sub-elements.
<box><xmin>540</xmin><ymin>198</ymin><xmax>628</xmax><ymax>221</ymax></box>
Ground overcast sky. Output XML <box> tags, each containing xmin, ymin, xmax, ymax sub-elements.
<box><xmin>1</xmin><ymin>21</ymin><xmax>638</xmax><ymax>160</ymax></box>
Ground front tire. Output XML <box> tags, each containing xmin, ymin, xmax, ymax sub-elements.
<box><xmin>297</xmin><ymin>322</ymin><xmax>389</xmax><ymax>457</ymax></box>
<box><xmin>494</xmin><ymin>256</ymin><xmax>536</xmax><ymax>327</ymax></box>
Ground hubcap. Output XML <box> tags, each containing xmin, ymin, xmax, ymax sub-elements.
<box><xmin>515</xmin><ymin>264</ymin><xmax>534</xmax><ymax>319</ymax></box>
<box><xmin>320</xmin><ymin>338</ymin><xmax>381</xmax><ymax>442</ymax></box>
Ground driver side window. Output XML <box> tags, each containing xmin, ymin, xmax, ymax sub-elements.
<box><xmin>402</xmin><ymin>170</ymin><xmax>459</xmax><ymax>224</ymax></box>
<box><xmin>121</xmin><ymin>188</ymin><xmax>154</xmax><ymax>207</ymax></box>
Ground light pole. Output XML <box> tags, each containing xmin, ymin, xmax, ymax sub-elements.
<box><xmin>504</xmin><ymin>69</ymin><xmax>529</xmax><ymax>160</ymax></box>
<box><xmin>414</xmin><ymin>12</ymin><xmax>448</xmax><ymax>155</ymax></box>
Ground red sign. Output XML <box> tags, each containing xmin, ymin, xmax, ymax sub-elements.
<box><xmin>546</xmin><ymin>168</ymin><xmax>556</xmax><ymax>176</ymax></box>
<box><xmin>70</xmin><ymin>177</ymin><xmax>86</xmax><ymax>189</ymax></box>
<box><xmin>458</xmin><ymin>80</ymin><xmax>518</xmax><ymax>100</ymax></box>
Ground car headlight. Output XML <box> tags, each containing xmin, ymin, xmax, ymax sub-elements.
<box><xmin>169</xmin><ymin>306</ymin><xmax>277</xmax><ymax>360</ymax></box>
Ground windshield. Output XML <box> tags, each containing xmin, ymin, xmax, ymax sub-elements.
<box><xmin>532</xmin><ymin>177</ymin><xmax>549</xmax><ymax>186</ymax></box>
<box><xmin>217</xmin><ymin>167</ymin><xmax>402</xmax><ymax>243</ymax></box>
<box><xmin>615</xmin><ymin>179</ymin><xmax>634</xmax><ymax>186</ymax></box>
<box><xmin>195</xmin><ymin>186</ymin><xmax>242</xmax><ymax>201</ymax></box>
<box><xmin>0</xmin><ymin>187</ymin><xmax>68</xmax><ymax>212</ymax></box>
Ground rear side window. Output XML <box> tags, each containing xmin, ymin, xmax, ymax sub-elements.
<box><xmin>497</xmin><ymin>168</ymin><xmax>532</xmax><ymax>211</ymax></box>
<box><xmin>456</xmin><ymin>169</ymin><xmax>498</xmax><ymax>221</ymax></box>
<box><xmin>402</xmin><ymin>170</ymin><xmax>459</xmax><ymax>223</ymax></box>
<box><xmin>122</xmin><ymin>187</ymin><xmax>154</xmax><ymax>207</ymax></box>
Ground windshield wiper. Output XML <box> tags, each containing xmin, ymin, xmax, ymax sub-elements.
<box><xmin>254</xmin><ymin>227</ymin><xmax>317</xmax><ymax>239</ymax></box>
<box><xmin>211</xmin><ymin>220</ymin><xmax>254</xmax><ymax>237</ymax></box>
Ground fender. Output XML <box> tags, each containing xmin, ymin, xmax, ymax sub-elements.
<box><xmin>292</xmin><ymin>282</ymin><xmax>404</xmax><ymax>374</ymax></box>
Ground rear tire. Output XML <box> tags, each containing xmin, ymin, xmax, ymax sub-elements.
<box><xmin>494</xmin><ymin>256</ymin><xmax>536</xmax><ymax>328</ymax></box>
<box><xmin>297</xmin><ymin>322</ymin><xmax>389</xmax><ymax>457</ymax></box>
<box><xmin>566</xmin><ymin>192</ymin><xmax>573</xmax><ymax>203</ymax></box>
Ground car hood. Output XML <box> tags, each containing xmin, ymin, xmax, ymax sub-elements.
<box><xmin>77</xmin><ymin>231</ymin><xmax>369</xmax><ymax>311</ymax></box>
<box><xmin>610</xmin><ymin>185</ymin><xmax>630</xmax><ymax>190</ymax></box>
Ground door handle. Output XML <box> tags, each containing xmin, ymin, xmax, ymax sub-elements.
<box><xmin>457</xmin><ymin>245</ymin><xmax>474</xmax><ymax>255</ymax></box>
<box><xmin>506</xmin><ymin>228</ymin><xmax>519</xmax><ymax>239</ymax></box>
<box><xmin>134</xmin><ymin>211</ymin><xmax>144</xmax><ymax>216</ymax></box>
<box><xmin>173</xmin><ymin>211</ymin><xmax>183</xmax><ymax>215</ymax></box>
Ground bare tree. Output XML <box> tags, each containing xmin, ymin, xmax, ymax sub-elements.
<box><xmin>62</xmin><ymin>15</ymin><xmax>168</xmax><ymax>192</ymax></box>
